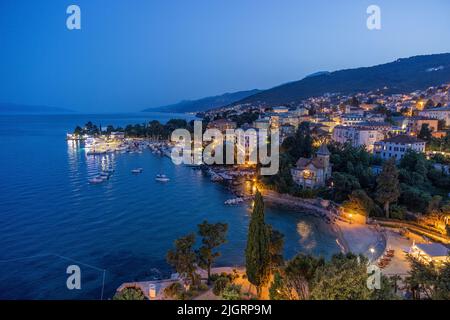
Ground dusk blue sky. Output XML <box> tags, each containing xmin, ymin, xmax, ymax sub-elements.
<box><xmin>1</xmin><ymin>0</ymin><xmax>450</xmax><ymax>113</ymax></box>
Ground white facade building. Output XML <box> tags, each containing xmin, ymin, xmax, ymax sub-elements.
<box><xmin>332</xmin><ymin>126</ymin><xmax>385</xmax><ymax>152</ymax></box>
<box><xmin>374</xmin><ymin>135</ymin><xmax>426</xmax><ymax>161</ymax></box>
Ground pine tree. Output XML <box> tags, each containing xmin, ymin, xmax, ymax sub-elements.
<box><xmin>166</xmin><ymin>233</ymin><xmax>199</xmax><ymax>287</ymax></box>
<box><xmin>376</xmin><ymin>158</ymin><xmax>400</xmax><ymax>218</ymax></box>
<box><xmin>197</xmin><ymin>221</ymin><xmax>228</xmax><ymax>284</ymax></box>
<box><xmin>245</xmin><ymin>190</ymin><xmax>271</xmax><ymax>297</ymax></box>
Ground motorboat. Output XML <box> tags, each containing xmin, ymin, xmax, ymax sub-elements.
<box><xmin>131</xmin><ymin>168</ymin><xmax>144</xmax><ymax>174</ymax></box>
<box><xmin>155</xmin><ymin>174</ymin><xmax>170</xmax><ymax>182</ymax></box>
<box><xmin>89</xmin><ymin>176</ymin><xmax>104</xmax><ymax>184</ymax></box>
<box><xmin>224</xmin><ymin>198</ymin><xmax>244</xmax><ymax>205</ymax></box>
<box><xmin>99</xmin><ymin>172</ymin><xmax>110</xmax><ymax>179</ymax></box>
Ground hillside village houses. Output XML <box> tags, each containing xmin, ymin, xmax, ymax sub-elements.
<box><xmin>207</xmin><ymin>119</ymin><xmax>237</xmax><ymax>132</ymax></box>
<box><xmin>419</xmin><ymin>106</ymin><xmax>450</xmax><ymax>126</ymax></box>
<box><xmin>202</xmin><ymin>83</ymin><xmax>449</xmax><ymax>189</ymax></box>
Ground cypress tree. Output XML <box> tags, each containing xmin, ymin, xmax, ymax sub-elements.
<box><xmin>245</xmin><ymin>190</ymin><xmax>271</xmax><ymax>297</ymax></box>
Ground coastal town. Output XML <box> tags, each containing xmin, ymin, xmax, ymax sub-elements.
<box><xmin>69</xmin><ymin>82</ymin><xmax>450</xmax><ymax>301</ymax></box>
<box><xmin>5</xmin><ymin>0</ymin><xmax>450</xmax><ymax>310</ymax></box>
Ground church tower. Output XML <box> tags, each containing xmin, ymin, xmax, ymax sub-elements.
<box><xmin>316</xmin><ymin>143</ymin><xmax>331</xmax><ymax>177</ymax></box>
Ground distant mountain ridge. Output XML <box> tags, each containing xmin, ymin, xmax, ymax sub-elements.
<box><xmin>0</xmin><ymin>103</ymin><xmax>74</xmax><ymax>114</ymax></box>
<box><xmin>231</xmin><ymin>53</ymin><xmax>450</xmax><ymax>107</ymax></box>
<box><xmin>304</xmin><ymin>71</ymin><xmax>330</xmax><ymax>78</ymax></box>
<box><xmin>143</xmin><ymin>89</ymin><xmax>261</xmax><ymax>113</ymax></box>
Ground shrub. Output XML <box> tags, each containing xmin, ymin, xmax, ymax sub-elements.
<box><xmin>390</xmin><ymin>205</ymin><xmax>407</xmax><ymax>220</ymax></box>
<box><xmin>222</xmin><ymin>284</ymin><xmax>242</xmax><ymax>300</ymax></box>
<box><xmin>163</xmin><ymin>282</ymin><xmax>183</xmax><ymax>299</ymax></box>
<box><xmin>187</xmin><ymin>289</ymin><xmax>199</xmax><ymax>298</ymax></box>
<box><xmin>342</xmin><ymin>189</ymin><xmax>377</xmax><ymax>217</ymax></box>
<box><xmin>209</xmin><ymin>273</ymin><xmax>220</xmax><ymax>282</ymax></box>
<box><xmin>293</xmin><ymin>188</ymin><xmax>318</xmax><ymax>199</ymax></box>
<box><xmin>195</xmin><ymin>283</ymin><xmax>209</xmax><ymax>292</ymax></box>
<box><xmin>212</xmin><ymin>277</ymin><xmax>230</xmax><ymax>296</ymax></box>
<box><xmin>113</xmin><ymin>287</ymin><xmax>146</xmax><ymax>300</ymax></box>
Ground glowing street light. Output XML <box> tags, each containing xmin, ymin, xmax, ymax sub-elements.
<box><xmin>369</xmin><ymin>247</ymin><xmax>376</xmax><ymax>262</ymax></box>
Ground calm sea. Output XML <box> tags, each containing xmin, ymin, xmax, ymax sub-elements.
<box><xmin>0</xmin><ymin>112</ymin><xmax>340</xmax><ymax>299</ymax></box>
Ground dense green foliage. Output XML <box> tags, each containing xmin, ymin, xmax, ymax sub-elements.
<box><xmin>328</xmin><ymin>145</ymin><xmax>449</xmax><ymax>219</ymax></box>
<box><xmin>267</xmin><ymin>225</ymin><xmax>285</xmax><ymax>271</ymax></box>
<box><xmin>282</xmin><ymin>122</ymin><xmax>313</xmax><ymax>160</ymax></box>
<box><xmin>268</xmin><ymin>253</ymin><xmax>396</xmax><ymax>300</ymax></box>
<box><xmin>342</xmin><ymin>189</ymin><xmax>382</xmax><ymax>217</ymax></box>
<box><xmin>328</xmin><ymin>142</ymin><xmax>377</xmax><ymax>191</ymax></box>
<box><xmin>405</xmin><ymin>256</ymin><xmax>450</xmax><ymax>300</ymax></box>
<box><xmin>397</xmin><ymin>151</ymin><xmax>450</xmax><ymax>213</ymax></box>
<box><xmin>113</xmin><ymin>287</ymin><xmax>146</xmax><ymax>300</ymax></box>
<box><xmin>163</xmin><ymin>282</ymin><xmax>184</xmax><ymax>299</ymax></box>
<box><xmin>73</xmin><ymin>119</ymin><xmax>197</xmax><ymax>139</ymax></box>
<box><xmin>428</xmin><ymin>133</ymin><xmax>450</xmax><ymax>153</ymax></box>
<box><xmin>418</xmin><ymin>124</ymin><xmax>433</xmax><ymax>142</ymax></box>
<box><xmin>269</xmin><ymin>271</ymin><xmax>292</xmax><ymax>300</ymax></box>
<box><xmin>261</xmin><ymin>153</ymin><xmax>296</xmax><ymax>194</ymax></box>
<box><xmin>212</xmin><ymin>277</ymin><xmax>231</xmax><ymax>296</ymax></box>
<box><xmin>221</xmin><ymin>284</ymin><xmax>242</xmax><ymax>300</ymax></box>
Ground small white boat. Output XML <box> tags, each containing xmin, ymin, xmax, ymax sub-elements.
<box><xmin>99</xmin><ymin>172</ymin><xmax>110</xmax><ymax>179</ymax></box>
<box><xmin>131</xmin><ymin>168</ymin><xmax>144</xmax><ymax>174</ymax></box>
<box><xmin>155</xmin><ymin>174</ymin><xmax>170</xmax><ymax>182</ymax></box>
<box><xmin>89</xmin><ymin>176</ymin><xmax>104</xmax><ymax>184</ymax></box>
<box><xmin>225</xmin><ymin>198</ymin><xmax>244</xmax><ymax>205</ymax></box>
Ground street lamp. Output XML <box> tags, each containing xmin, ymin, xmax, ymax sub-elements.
<box><xmin>370</xmin><ymin>247</ymin><xmax>376</xmax><ymax>262</ymax></box>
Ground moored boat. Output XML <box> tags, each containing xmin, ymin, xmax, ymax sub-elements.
<box><xmin>155</xmin><ymin>174</ymin><xmax>170</xmax><ymax>182</ymax></box>
<box><xmin>89</xmin><ymin>176</ymin><xmax>105</xmax><ymax>184</ymax></box>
